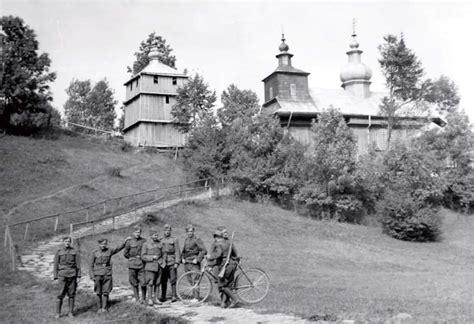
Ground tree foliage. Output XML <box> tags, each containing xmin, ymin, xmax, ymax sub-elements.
<box><xmin>64</xmin><ymin>79</ymin><xmax>117</xmax><ymax>131</ymax></box>
<box><xmin>0</xmin><ymin>15</ymin><xmax>56</xmax><ymax>134</ymax></box>
<box><xmin>127</xmin><ymin>32</ymin><xmax>176</xmax><ymax>75</ymax></box>
<box><xmin>217</xmin><ymin>84</ymin><xmax>260</xmax><ymax>127</ymax></box>
<box><xmin>171</xmin><ymin>73</ymin><xmax>216</xmax><ymax>133</ymax></box>
<box><xmin>295</xmin><ymin>108</ymin><xmax>367</xmax><ymax>222</ymax></box>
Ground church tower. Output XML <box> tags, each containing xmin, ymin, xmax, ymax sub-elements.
<box><xmin>339</xmin><ymin>25</ymin><xmax>372</xmax><ymax>98</ymax></box>
<box><xmin>123</xmin><ymin>46</ymin><xmax>188</xmax><ymax>147</ymax></box>
<box><xmin>262</xmin><ymin>34</ymin><xmax>311</xmax><ymax>109</ymax></box>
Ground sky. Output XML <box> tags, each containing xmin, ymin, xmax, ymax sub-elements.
<box><xmin>2</xmin><ymin>0</ymin><xmax>474</xmax><ymax>121</ymax></box>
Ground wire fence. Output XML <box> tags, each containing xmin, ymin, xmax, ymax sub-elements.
<box><xmin>4</xmin><ymin>177</ymin><xmax>222</xmax><ymax>271</ymax></box>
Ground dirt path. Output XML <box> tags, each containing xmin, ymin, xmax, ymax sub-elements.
<box><xmin>16</xmin><ymin>190</ymin><xmax>308</xmax><ymax>323</ymax></box>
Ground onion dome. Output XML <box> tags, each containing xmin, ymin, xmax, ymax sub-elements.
<box><xmin>279</xmin><ymin>34</ymin><xmax>289</xmax><ymax>52</ymax></box>
<box><xmin>339</xmin><ymin>33</ymin><xmax>372</xmax><ymax>83</ymax></box>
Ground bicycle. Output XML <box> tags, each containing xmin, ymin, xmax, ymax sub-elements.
<box><xmin>176</xmin><ymin>258</ymin><xmax>270</xmax><ymax>305</ymax></box>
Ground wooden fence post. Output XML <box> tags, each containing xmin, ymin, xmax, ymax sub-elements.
<box><xmin>92</xmin><ymin>221</ymin><xmax>95</xmax><ymax>235</ymax></box>
<box><xmin>112</xmin><ymin>216</ymin><xmax>115</xmax><ymax>230</ymax></box>
<box><xmin>54</xmin><ymin>216</ymin><xmax>59</xmax><ymax>232</ymax></box>
<box><xmin>86</xmin><ymin>208</ymin><xmax>90</xmax><ymax>221</ymax></box>
<box><xmin>4</xmin><ymin>226</ymin><xmax>9</xmax><ymax>248</ymax></box>
<box><xmin>23</xmin><ymin>223</ymin><xmax>29</xmax><ymax>241</ymax></box>
<box><xmin>9</xmin><ymin>232</ymin><xmax>15</xmax><ymax>271</ymax></box>
<box><xmin>103</xmin><ymin>201</ymin><xmax>107</xmax><ymax>214</ymax></box>
<box><xmin>118</xmin><ymin>198</ymin><xmax>122</xmax><ymax>208</ymax></box>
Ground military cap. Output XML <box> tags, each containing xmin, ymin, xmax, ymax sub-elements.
<box><xmin>132</xmin><ymin>225</ymin><xmax>142</xmax><ymax>232</ymax></box>
<box><xmin>97</xmin><ymin>238</ymin><xmax>107</xmax><ymax>243</ymax></box>
<box><xmin>149</xmin><ymin>229</ymin><xmax>158</xmax><ymax>235</ymax></box>
<box><xmin>62</xmin><ymin>236</ymin><xmax>72</xmax><ymax>241</ymax></box>
<box><xmin>163</xmin><ymin>223</ymin><xmax>171</xmax><ymax>230</ymax></box>
<box><xmin>217</xmin><ymin>225</ymin><xmax>227</xmax><ymax>231</ymax></box>
<box><xmin>185</xmin><ymin>224</ymin><xmax>194</xmax><ymax>231</ymax></box>
<box><xmin>213</xmin><ymin>230</ymin><xmax>222</xmax><ymax>238</ymax></box>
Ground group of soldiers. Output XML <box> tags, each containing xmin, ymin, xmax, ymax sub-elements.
<box><xmin>52</xmin><ymin>223</ymin><xmax>239</xmax><ymax>318</ymax></box>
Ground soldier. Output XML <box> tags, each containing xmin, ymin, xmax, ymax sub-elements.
<box><xmin>141</xmin><ymin>229</ymin><xmax>163</xmax><ymax>306</ymax></box>
<box><xmin>159</xmin><ymin>223</ymin><xmax>180</xmax><ymax>302</ymax></box>
<box><xmin>210</xmin><ymin>227</ymin><xmax>240</xmax><ymax>308</ymax></box>
<box><xmin>123</xmin><ymin>226</ymin><xmax>147</xmax><ymax>303</ymax></box>
<box><xmin>89</xmin><ymin>237</ymin><xmax>129</xmax><ymax>313</ymax></box>
<box><xmin>181</xmin><ymin>224</ymin><xmax>207</xmax><ymax>300</ymax></box>
<box><xmin>53</xmin><ymin>236</ymin><xmax>81</xmax><ymax>318</ymax></box>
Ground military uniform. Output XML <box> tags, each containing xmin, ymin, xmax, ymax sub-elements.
<box><xmin>209</xmin><ymin>233</ymin><xmax>239</xmax><ymax>307</ymax></box>
<box><xmin>53</xmin><ymin>244</ymin><xmax>81</xmax><ymax>317</ymax></box>
<box><xmin>123</xmin><ymin>236</ymin><xmax>147</xmax><ymax>301</ymax></box>
<box><xmin>159</xmin><ymin>225</ymin><xmax>181</xmax><ymax>302</ymax></box>
<box><xmin>141</xmin><ymin>238</ymin><xmax>163</xmax><ymax>305</ymax></box>
<box><xmin>181</xmin><ymin>235</ymin><xmax>207</xmax><ymax>272</ymax></box>
<box><xmin>89</xmin><ymin>240</ymin><xmax>126</xmax><ymax>311</ymax></box>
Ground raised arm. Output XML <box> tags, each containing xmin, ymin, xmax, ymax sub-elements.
<box><xmin>110</xmin><ymin>239</ymin><xmax>129</xmax><ymax>255</ymax></box>
<box><xmin>123</xmin><ymin>240</ymin><xmax>131</xmax><ymax>259</ymax></box>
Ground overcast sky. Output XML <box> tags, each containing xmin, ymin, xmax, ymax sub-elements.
<box><xmin>2</xmin><ymin>0</ymin><xmax>473</xmax><ymax>121</ymax></box>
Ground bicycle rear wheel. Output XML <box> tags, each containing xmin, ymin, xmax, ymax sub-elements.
<box><xmin>176</xmin><ymin>271</ymin><xmax>212</xmax><ymax>304</ymax></box>
<box><xmin>233</xmin><ymin>268</ymin><xmax>269</xmax><ymax>304</ymax></box>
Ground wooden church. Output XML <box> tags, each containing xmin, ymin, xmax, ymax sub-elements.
<box><xmin>123</xmin><ymin>47</ymin><xmax>188</xmax><ymax>147</ymax></box>
<box><xmin>262</xmin><ymin>32</ymin><xmax>444</xmax><ymax>155</ymax></box>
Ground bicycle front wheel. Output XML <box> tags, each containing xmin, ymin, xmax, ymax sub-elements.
<box><xmin>176</xmin><ymin>270</ymin><xmax>212</xmax><ymax>304</ymax></box>
<box><xmin>234</xmin><ymin>268</ymin><xmax>269</xmax><ymax>304</ymax></box>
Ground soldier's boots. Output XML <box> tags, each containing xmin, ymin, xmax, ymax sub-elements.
<box><xmin>147</xmin><ymin>286</ymin><xmax>154</xmax><ymax>306</ymax></box>
<box><xmin>102</xmin><ymin>295</ymin><xmax>109</xmax><ymax>312</ymax></box>
<box><xmin>97</xmin><ymin>295</ymin><xmax>103</xmax><ymax>313</ymax></box>
<box><xmin>55</xmin><ymin>298</ymin><xmax>63</xmax><ymax>318</ymax></box>
<box><xmin>153</xmin><ymin>286</ymin><xmax>162</xmax><ymax>305</ymax></box>
<box><xmin>159</xmin><ymin>284</ymin><xmax>167</xmax><ymax>303</ymax></box>
<box><xmin>221</xmin><ymin>288</ymin><xmax>239</xmax><ymax>308</ymax></box>
<box><xmin>132</xmin><ymin>286</ymin><xmax>140</xmax><ymax>302</ymax></box>
<box><xmin>171</xmin><ymin>284</ymin><xmax>178</xmax><ymax>302</ymax></box>
<box><xmin>140</xmin><ymin>286</ymin><xmax>147</xmax><ymax>304</ymax></box>
<box><xmin>68</xmin><ymin>297</ymin><xmax>75</xmax><ymax>318</ymax></box>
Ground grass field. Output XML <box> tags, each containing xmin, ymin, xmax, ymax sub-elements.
<box><xmin>0</xmin><ymin>134</ymin><xmax>187</xmax><ymax>323</ymax></box>
<box><xmin>80</xmin><ymin>199</ymin><xmax>474</xmax><ymax>323</ymax></box>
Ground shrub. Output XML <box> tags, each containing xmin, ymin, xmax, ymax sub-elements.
<box><xmin>106</xmin><ymin>166</ymin><xmax>123</xmax><ymax>178</ymax></box>
<box><xmin>378</xmin><ymin>191</ymin><xmax>441</xmax><ymax>242</ymax></box>
<box><xmin>443</xmin><ymin>170</ymin><xmax>474</xmax><ymax>213</ymax></box>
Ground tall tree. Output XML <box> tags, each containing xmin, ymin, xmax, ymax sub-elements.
<box><xmin>0</xmin><ymin>16</ymin><xmax>56</xmax><ymax>133</ymax></box>
<box><xmin>423</xmin><ymin>75</ymin><xmax>460</xmax><ymax>114</ymax></box>
<box><xmin>171</xmin><ymin>73</ymin><xmax>216</xmax><ymax>133</ymax></box>
<box><xmin>378</xmin><ymin>34</ymin><xmax>424</xmax><ymax>147</ymax></box>
<box><xmin>64</xmin><ymin>79</ymin><xmax>117</xmax><ymax>131</ymax></box>
<box><xmin>127</xmin><ymin>32</ymin><xmax>176</xmax><ymax>75</ymax></box>
<box><xmin>217</xmin><ymin>84</ymin><xmax>260</xmax><ymax>127</ymax></box>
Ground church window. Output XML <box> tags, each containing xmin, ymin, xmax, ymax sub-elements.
<box><xmin>172</xmin><ymin>77</ymin><xmax>177</xmax><ymax>85</ymax></box>
<box><xmin>165</xmin><ymin>95</ymin><xmax>170</xmax><ymax>104</ymax></box>
<box><xmin>153</xmin><ymin>76</ymin><xmax>158</xmax><ymax>84</ymax></box>
<box><xmin>130</xmin><ymin>83</ymin><xmax>133</xmax><ymax>91</ymax></box>
<box><xmin>269</xmin><ymin>87</ymin><xmax>273</xmax><ymax>99</ymax></box>
<box><xmin>290</xmin><ymin>84</ymin><xmax>296</xmax><ymax>97</ymax></box>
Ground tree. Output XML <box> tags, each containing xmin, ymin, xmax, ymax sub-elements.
<box><xmin>127</xmin><ymin>32</ymin><xmax>176</xmax><ymax>75</ymax></box>
<box><xmin>0</xmin><ymin>16</ymin><xmax>56</xmax><ymax>133</ymax></box>
<box><xmin>64</xmin><ymin>79</ymin><xmax>117</xmax><ymax>131</ymax></box>
<box><xmin>171</xmin><ymin>73</ymin><xmax>216</xmax><ymax>133</ymax></box>
<box><xmin>378</xmin><ymin>34</ymin><xmax>424</xmax><ymax>147</ymax></box>
<box><xmin>423</xmin><ymin>75</ymin><xmax>460</xmax><ymax>114</ymax></box>
<box><xmin>217</xmin><ymin>84</ymin><xmax>260</xmax><ymax>127</ymax></box>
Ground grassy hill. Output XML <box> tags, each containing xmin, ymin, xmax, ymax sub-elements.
<box><xmin>80</xmin><ymin>199</ymin><xmax>474</xmax><ymax>322</ymax></box>
<box><xmin>0</xmin><ymin>134</ymin><xmax>188</xmax><ymax>323</ymax></box>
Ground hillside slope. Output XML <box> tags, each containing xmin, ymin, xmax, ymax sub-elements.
<box><xmin>0</xmin><ymin>134</ymin><xmax>186</xmax><ymax>224</ymax></box>
<box><xmin>81</xmin><ymin>199</ymin><xmax>474</xmax><ymax>322</ymax></box>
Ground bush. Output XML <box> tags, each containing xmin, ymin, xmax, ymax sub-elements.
<box><xmin>378</xmin><ymin>191</ymin><xmax>441</xmax><ymax>242</ymax></box>
<box><xmin>443</xmin><ymin>170</ymin><xmax>474</xmax><ymax>213</ymax></box>
<box><xmin>106</xmin><ymin>166</ymin><xmax>123</xmax><ymax>178</ymax></box>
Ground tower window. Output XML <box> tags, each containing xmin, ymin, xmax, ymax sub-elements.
<box><xmin>153</xmin><ymin>76</ymin><xmax>158</xmax><ymax>84</ymax></box>
<box><xmin>269</xmin><ymin>87</ymin><xmax>273</xmax><ymax>99</ymax></box>
<box><xmin>165</xmin><ymin>95</ymin><xmax>170</xmax><ymax>104</ymax></box>
<box><xmin>172</xmin><ymin>77</ymin><xmax>177</xmax><ymax>85</ymax></box>
<box><xmin>130</xmin><ymin>83</ymin><xmax>133</xmax><ymax>91</ymax></box>
<box><xmin>135</xmin><ymin>79</ymin><xmax>138</xmax><ymax>88</ymax></box>
<box><xmin>290</xmin><ymin>84</ymin><xmax>296</xmax><ymax>97</ymax></box>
